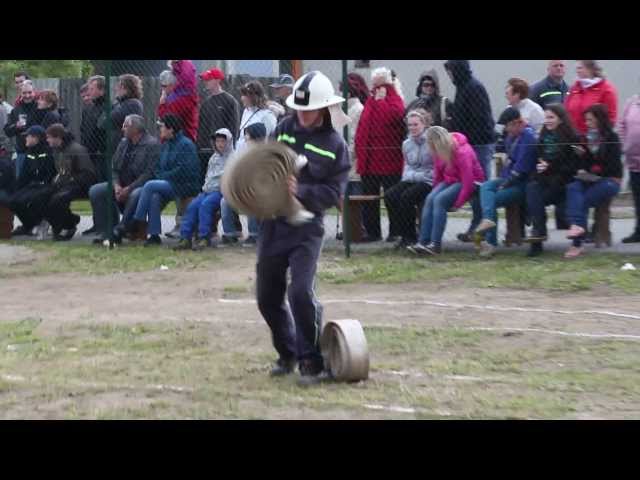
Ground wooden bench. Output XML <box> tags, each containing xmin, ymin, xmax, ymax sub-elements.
<box><xmin>503</xmin><ymin>204</ymin><xmax>523</xmax><ymax>246</ymax></box>
<box><xmin>339</xmin><ymin>195</ymin><xmax>380</xmax><ymax>243</ymax></box>
<box><xmin>594</xmin><ymin>200</ymin><xmax>612</xmax><ymax>248</ymax></box>
<box><xmin>0</xmin><ymin>205</ymin><xmax>14</xmax><ymax>239</ymax></box>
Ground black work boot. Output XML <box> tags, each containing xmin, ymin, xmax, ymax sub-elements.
<box><xmin>297</xmin><ymin>358</ymin><xmax>333</xmax><ymax>387</ymax></box>
<box><xmin>269</xmin><ymin>357</ymin><xmax>297</xmax><ymax>377</ymax></box>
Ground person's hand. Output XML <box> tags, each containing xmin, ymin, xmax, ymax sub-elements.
<box><xmin>536</xmin><ymin>160</ymin><xmax>549</xmax><ymax>173</ymax></box>
<box><xmin>287</xmin><ymin>175</ymin><xmax>298</xmax><ymax>197</ymax></box>
<box><xmin>572</xmin><ymin>145</ymin><xmax>587</xmax><ymax>156</ymax></box>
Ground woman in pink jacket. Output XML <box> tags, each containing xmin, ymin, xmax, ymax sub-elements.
<box><xmin>408</xmin><ymin>127</ymin><xmax>485</xmax><ymax>255</ymax></box>
<box><xmin>617</xmin><ymin>93</ymin><xmax>640</xmax><ymax>243</ymax></box>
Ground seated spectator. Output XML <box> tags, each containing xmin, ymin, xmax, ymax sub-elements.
<box><xmin>617</xmin><ymin>89</ymin><xmax>640</xmax><ymax>244</ymax></box>
<box><xmin>564</xmin><ymin>104</ymin><xmax>622</xmax><ymax>258</ymax></box>
<box><xmin>131</xmin><ymin>114</ymin><xmax>200</xmax><ymax>247</ymax></box>
<box><xmin>91</xmin><ymin>114</ymin><xmax>160</xmax><ymax>244</ymax></box>
<box><xmin>34</xmin><ymin>90</ymin><xmax>62</xmax><ymax>129</ymax></box>
<box><xmin>220</xmin><ymin>122</ymin><xmax>268</xmax><ymax>246</ymax></box>
<box><xmin>474</xmin><ymin>107</ymin><xmax>538</xmax><ymax>258</ymax></box>
<box><xmin>524</xmin><ymin>104</ymin><xmax>584</xmax><ymax>257</ymax></box>
<box><xmin>0</xmin><ymin>155</ymin><xmax>14</xmax><ymax>208</ymax></box>
<box><xmin>8</xmin><ymin>126</ymin><xmax>56</xmax><ymax>237</ymax></box>
<box><xmin>384</xmin><ymin>109</ymin><xmax>434</xmax><ymax>249</ymax></box>
<box><xmin>174</xmin><ymin>128</ymin><xmax>234</xmax><ymax>251</ymax></box>
<box><xmin>355</xmin><ymin>67</ymin><xmax>405</xmax><ymax>242</ymax></box>
<box><xmin>405</xmin><ymin>69</ymin><xmax>452</xmax><ymax>127</ymax></box>
<box><xmin>505</xmin><ymin>78</ymin><xmax>545</xmax><ymax>134</ymax></box>
<box><xmin>407</xmin><ymin>126</ymin><xmax>484</xmax><ymax>255</ymax></box>
<box><xmin>44</xmin><ymin>124</ymin><xmax>98</xmax><ymax>240</ymax></box>
<box><xmin>103</xmin><ymin>74</ymin><xmax>144</xmax><ymax>149</ymax></box>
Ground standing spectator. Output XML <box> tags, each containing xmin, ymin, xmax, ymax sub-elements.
<box><xmin>340</xmin><ymin>72</ymin><xmax>369</xmax><ymax>194</ymax></box>
<box><xmin>524</xmin><ymin>104</ymin><xmax>584</xmax><ymax>257</ymax></box>
<box><xmin>157</xmin><ymin>60</ymin><xmax>199</xmax><ymax>142</ymax></box>
<box><xmin>13</xmin><ymin>71</ymin><xmax>30</xmax><ymax>107</ymax></box>
<box><xmin>131</xmin><ymin>114</ymin><xmax>200</xmax><ymax>246</ymax></box>
<box><xmin>505</xmin><ymin>78</ymin><xmax>545</xmax><ymax>134</ymax></box>
<box><xmin>4</xmin><ymin>82</ymin><xmax>38</xmax><ymax>180</ymax></box>
<box><xmin>91</xmin><ymin>114</ymin><xmax>160</xmax><ymax>244</ymax></box>
<box><xmin>384</xmin><ymin>110</ymin><xmax>434</xmax><ymax>249</ymax></box>
<box><xmin>197</xmin><ymin>68</ymin><xmax>239</xmax><ymax>173</ymax></box>
<box><xmin>34</xmin><ymin>90</ymin><xmax>62</xmax><ymax>129</ymax></box>
<box><xmin>174</xmin><ymin>128</ymin><xmax>234</xmax><ymax>251</ymax></box>
<box><xmin>617</xmin><ymin>90</ymin><xmax>640</xmax><ymax>243</ymax></box>
<box><xmin>474</xmin><ymin>107</ymin><xmax>538</xmax><ymax>258</ymax></box>
<box><xmin>355</xmin><ymin>67</ymin><xmax>405</xmax><ymax>242</ymax></box>
<box><xmin>7</xmin><ymin>126</ymin><xmax>56</xmax><ymax>236</ymax></box>
<box><xmin>407</xmin><ymin>127</ymin><xmax>484</xmax><ymax>256</ymax></box>
<box><xmin>565</xmin><ymin>60</ymin><xmax>617</xmax><ymax>135</ymax></box>
<box><xmin>405</xmin><ymin>69</ymin><xmax>452</xmax><ymax>127</ymax></box>
<box><xmin>268</xmin><ymin>74</ymin><xmax>295</xmax><ymax>119</ymax></box>
<box><xmin>564</xmin><ymin>104</ymin><xmax>623</xmax><ymax>258</ymax></box>
<box><xmin>530</xmin><ymin>60</ymin><xmax>569</xmax><ymax>110</ymax></box>
<box><xmin>0</xmin><ymin>94</ymin><xmax>10</xmax><ymax>155</ymax></box>
<box><xmin>443</xmin><ymin>60</ymin><xmax>495</xmax><ymax>243</ymax></box>
<box><xmin>80</xmin><ymin>75</ymin><xmax>107</xmax><ymax>235</ymax></box>
<box><xmin>44</xmin><ymin>124</ymin><xmax>98</xmax><ymax>240</ymax></box>
<box><xmin>103</xmin><ymin>74</ymin><xmax>144</xmax><ymax>150</ymax></box>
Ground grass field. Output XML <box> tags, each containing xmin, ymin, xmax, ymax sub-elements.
<box><xmin>1</xmin><ymin>241</ymin><xmax>640</xmax><ymax>419</ymax></box>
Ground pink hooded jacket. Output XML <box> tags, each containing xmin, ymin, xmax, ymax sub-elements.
<box><xmin>432</xmin><ymin>132</ymin><xmax>485</xmax><ymax>209</ymax></box>
<box><xmin>617</xmin><ymin>95</ymin><xmax>640</xmax><ymax>173</ymax></box>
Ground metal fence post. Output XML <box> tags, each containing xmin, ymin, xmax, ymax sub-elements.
<box><xmin>104</xmin><ymin>60</ymin><xmax>114</xmax><ymax>245</ymax></box>
<box><xmin>341</xmin><ymin>59</ymin><xmax>351</xmax><ymax>258</ymax></box>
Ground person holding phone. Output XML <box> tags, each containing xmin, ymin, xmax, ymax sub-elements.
<box><xmin>524</xmin><ymin>104</ymin><xmax>584</xmax><ymax>257</ymax></box>
<box><xmin>563</xmin><ymin>104</ymin><xmax>622</xmax><ymax>258</ymax></box>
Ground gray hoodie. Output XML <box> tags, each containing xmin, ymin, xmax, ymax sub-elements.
<box><xmin>401</xmin><ymin>131</ymin><xmax>433</xmax><ymax>184</ymax></box>
<box><xmin>202</xmin><ymin>128</ymin><xmax>234</xmax><ymax>193</ymax></box>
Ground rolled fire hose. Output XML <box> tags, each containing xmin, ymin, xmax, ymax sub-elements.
<box><xmin>220</xmin><ymin>142</ymin><xmax>314</xmax><ymax>225</ymax></box>
<box><xmin>320</xmin><ymin>319</ymin><xmax>369</xmax><ymax>382</ymax></box>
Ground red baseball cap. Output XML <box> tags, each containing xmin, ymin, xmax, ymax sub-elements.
<box><xmin>200</xmin><ymin>68</ymin><xmax>225</xmax><ymax>81</ymax></box>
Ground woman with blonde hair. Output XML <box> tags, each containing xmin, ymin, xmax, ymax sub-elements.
<box><xmin>407</xmin><ymin>126</ymin><xmax>484</xmax><ymax>255</ymax></box>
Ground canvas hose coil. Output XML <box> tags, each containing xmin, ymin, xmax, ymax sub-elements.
<box><xmin>320</xmin><ymin>319</ymin><xmax>369</xmax><ymax>382</ymax></box>
<box><xmin>220</xmin><ymin>142</ymin><xmax>314</xmax><ymax>225</ymax></box>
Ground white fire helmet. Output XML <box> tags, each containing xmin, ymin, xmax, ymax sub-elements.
<box><xmin>285</xmin><ymin>71</ymin><xmax>345</xmax><ymax>111</ymax></box>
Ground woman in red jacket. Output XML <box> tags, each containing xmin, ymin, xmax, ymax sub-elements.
<box><xmin>355</xmin><ymin>67</ymin><xmax>405</xmax><ymax>242</ymax></box>
<box><xmin>565</xmin><ymin>60</ymin><xmax>617</xmax><ymax>135</ymax></box>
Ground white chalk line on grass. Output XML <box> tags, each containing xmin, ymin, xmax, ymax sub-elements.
<box><xmin>220</xmin><ymin>298</ymin><xmax>640</xmax><ymax>341</ymax></box>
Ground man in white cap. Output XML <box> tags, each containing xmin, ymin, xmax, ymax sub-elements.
<box><xmin>256</xmin><ymin>70</ymin><xmax>350</xmax><ymax>386</ymax></box>
<box><xmin>267</xmin><ymin>73</ymin><xmax>295</xmax><ymax>119</ymax></box>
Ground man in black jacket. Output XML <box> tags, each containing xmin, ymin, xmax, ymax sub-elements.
<box><xmin>45</xmin><ymin>124</ymin><xmax>98</xmax><ymax>240</ymax></box>
<box><xmin>80</xmin><ymin>75</ymin><xmax>107</xmax><ymax>234</ymax></box>
<box><xmin>530</xmin><ymin>61</ymin><xmax>568</xmax><ymax>110</ymax></box>
<box><xmin>90</xmin><ymin>114</ymin><xmax>160</xmax><ymax>244</ymax></box>
<box><xmin>444</xmin><ymin>60</ymin><xmax>496</xmax><ymax>241</ymax></box>
<box><xmin>3</xmin><ymin>82</ymin><xmax>39</xmax><ymax>180</ymax></box>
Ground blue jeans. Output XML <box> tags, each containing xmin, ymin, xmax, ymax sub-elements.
<box><xmin>566</xmin><ymin>179</ymin><xmax>620</xmax><ymax>231</ymax></box>
<box><xmin>418</xmin><ymin>182</ymin><xmax>462</xmax><ymax>245</ymax></box>
<box><xmin>479</xmin><ymin>179</ymin><xmax>526</xmax><ymax>246</ymax></box>
<box><xmin>526</xmin><ymin>180</ymin><xmax>566</xmax><ymax>237</ymax></box>
<box><xmin>133</xmin><ymin>180</ymin><xmax>175</xmax><ymax>236</ymax></box>
<box><xmin>221</xmin><ymin>198</ymin><xmax>259</xmax><ymax>238</ymax></box>
<box><xmin>472</xmin><ymin>143</ymin><xmax>495</xmax><ymax>181</ymax></box>
<box><xmin>180</xmin><ymin>191</ymin><xmax>222</xmax><ymax>240</ymax></box>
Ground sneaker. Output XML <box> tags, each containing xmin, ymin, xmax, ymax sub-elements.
<box><xmin>54</xmin><ymin>227</ymin><xmax>77</xmax><ymax>241</ymax></box>
<box><xmin>82</xmin><ymin>225</ymin><xmax>98</xmax><ymax>236</ymax></box>
<box><xmin>394</xmin><ymin>238</ymin><xmax>414</xmax><ymax>250</ymax></box>
<box><xmin>457</xmin><ymin>232</ymin><xmax>473</xmax><ymax>243</ymax></box>
<box><xmin>407</xmin><ymin>242</ymin><xmax>429</xmax><ymax>255</ymax></box>
<box><xmin>164</xmin><ymin>225</ymin><xmax>180</xmax><ymax>239</ymax></box>
<box><xmin>144</xmin><ymin>235</ymin><xmax>162</xmax><ymax>247</ymax></box>
<box><xmin>193</xmin><ymin>238</ymin><xmax>212</xmax><ymax>251</ymax></box>
<box><xmin>475</xmin><ymin>219</ymin><xmax>497</xmax><ymax>234</ymax></box>
<box><xmin>92</xmin><ymin>236</ymin><xmax>107</xmax><ymax>245</ymax></box>
<box><xmin>424</xmin><ymin>242</ymin><xmax>442</xmax><ymax>255</ymax></box>
<box><xmin>221</xmin><ymin>235</ymin><xmax>239</xmax><ymax>246</ymax></box>
<box><xmin>269</xmin><ymin>357</ymin><xmax>297</xmax><ymax>377</ymax></box>
<box><xmin>11</xmin><ymin>225</ymin><xmax>34</xmax><ymax>236</ymax></box>
<box><xmin>622</xmin><ymin>232</ymin><xmax>640</xmax><ymax>244</ymax></box>
<box><xmin>242</xmin><ymin>236</ymin><xmax>258</xmax><ymax>247</ymax></box>
<box><xmin>566</xmin><ymin>225</ymin><xmax>586</xmax><ymax>239</ymax></box>
<box><xmin>173</xmin><ymin>238</ymin><xmax>192</xmax><ymax>251</ymax></box>
<box><xmin>478</xmin><ymin>241</ymin><xmax>496</xmax><ymax>259</ymax></box>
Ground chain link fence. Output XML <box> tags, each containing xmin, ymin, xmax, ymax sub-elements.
<box><xmin>1</xmin><ymin>60</ymin><xmax>638</xmax><ymax>254</ymax></box>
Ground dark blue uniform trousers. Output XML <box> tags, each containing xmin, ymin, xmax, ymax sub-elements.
<box><xmin>256</xmin><ymin>220</ymin><xmax>325</xmax><ymax>369</ymax></box>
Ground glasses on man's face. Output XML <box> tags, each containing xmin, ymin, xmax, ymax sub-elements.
<box><xmin>422</xmin><ymin>82</ymin><xmax>435</xmax><ymax>88</ymax></box>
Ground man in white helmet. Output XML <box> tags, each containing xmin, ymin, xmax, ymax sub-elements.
<box><xmin>257</xmin><ymin>70</ymin><xmax>351</xmax><ymax>386</ymax></box>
